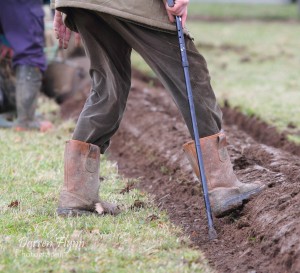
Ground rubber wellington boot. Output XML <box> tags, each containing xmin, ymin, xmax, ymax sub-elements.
<box><xmin>14</xmin><ymin>65</ymin><xmax>52</xmax><ymax>132</ymax></box>
<box><xmin>183</xmin><ymin>131</ymin><xmax>265</xmax><ymax>217</ymax></box>
<box><xmin>57</xmin><ymin>140</ymin><xmax>120</xmax><ymax>217</ymax></box>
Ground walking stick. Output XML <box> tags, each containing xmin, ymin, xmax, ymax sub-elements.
<box><xmin>167</xmin><ymin>0</ymin><xmax>217</xmax><ymax>240</ymax></box>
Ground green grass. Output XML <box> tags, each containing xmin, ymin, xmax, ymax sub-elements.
<box><xmin>189</xmin><ymin>20</ymin><xmax>300</xmax><ymax>141</ymax></box>
<box><xmin>0</xmin><ymin>105</ymin><xmax>211</xmax><ymax>273</ymax></box>
<box><xmin>131</xmin><ymin>53</ymin><xmax>156</xmax><ymax>78</ymax></box>
<box><xmin>188</xmin><ymin>2</ymin><xmax>299</xmax><ymax>20</ymax></box>
<box><xmin>131</xmin><ymin>11</ymin><xmax>300</xmax><ymax>143</ymax></box>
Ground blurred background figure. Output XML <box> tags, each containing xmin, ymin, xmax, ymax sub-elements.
<box><xmin>0</xmin><ymin>0</ymin><xmax>52</xmax><ymax>131</ymax></box>
<box><xmin>0</xmin><ymin>0</ymin><xmax>90</xmax><ymax>129</ymax></box>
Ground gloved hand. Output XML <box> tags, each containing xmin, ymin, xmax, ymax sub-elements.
<box><xmin>165</xmin><ymin>0</ymin><xmax>189</xmax><ymax>27</ymax></box>
<box><xmin>53</xmin><ymin>10</ymin><xmax>80</xmax><ymax>49</ymax></box>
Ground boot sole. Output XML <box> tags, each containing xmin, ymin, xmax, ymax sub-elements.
<box><xmin>213</xmin><ymin>185</ymin><xmax>265</xmax><ymax>218</ymax></box>
<box><xmin>56</xmin><ymin>207</ymin><xmax>97</xmax><ymax>217</ymax></box>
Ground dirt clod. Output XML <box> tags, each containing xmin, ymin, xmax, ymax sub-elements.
<box><xmin>8</xmin><ymin>200</ymin><xmax>19</xmax><ymax>208</ymax></box>
<box><xmin>130</xmin><ymin>200</ymin><xmax>146</xmax><ymax>210</ymax></box>
<box><xmin>119</xmin><ymin>181</ymin><xmax>135</xmax><ymax>194</ymax></box>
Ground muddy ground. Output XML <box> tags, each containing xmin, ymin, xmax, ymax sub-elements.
<box><xmin>61</xmin><ymin>73</ymin><xmax>300</xmax><ymax>273</ymax></box>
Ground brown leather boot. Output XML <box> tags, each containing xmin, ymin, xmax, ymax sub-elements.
<box><xmin>183</xmin><ymin>131</ymin><xmax>265</xmax><ymax>217</ymax></box>
<box><xmin>57</xmin><ymin>140</ymin><xmax>120</xmax><ymax>217</ymax></box>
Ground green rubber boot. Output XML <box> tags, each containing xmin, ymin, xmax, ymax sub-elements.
<box><xmin>14</xmin><ymin>65</ymin><xmax>52</xmax><ymax>132</ymax></box>
<box><xmin>183</xmin><ymin>131</ymin><xmax>265</xmax><ymax>217</ymax></box>
<box><xmin>57</xmin><ymin>140</ymin><xmax>120</xmax><ymax>217</ymax></box>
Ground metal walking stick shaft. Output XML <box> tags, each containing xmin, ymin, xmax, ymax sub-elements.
<box><xmin>167</xmin><ymin>0</ymin><xmax>217</xmax><ymax>240</ymax></box>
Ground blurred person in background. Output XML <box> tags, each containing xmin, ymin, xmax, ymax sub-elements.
<box><xmin>0</xmin><ymin>0</ymin><xmax>52</xmax><ymax>131</ymax></box>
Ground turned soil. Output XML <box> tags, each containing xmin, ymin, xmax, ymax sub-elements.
<box><xmin>61</xmin><ymin>73</ymin><xmax>300</xmax><ymax>273</ymax></box>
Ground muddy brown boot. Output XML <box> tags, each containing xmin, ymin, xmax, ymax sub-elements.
<box><xmin>183</xmin><ymin>131</ymin><xmax>265</xmax><ymax>217</ymax></box>
<box><xmin>57</xmin><ymin>140</ymin><xmax>120</xmax><ymax>217</ymax></box>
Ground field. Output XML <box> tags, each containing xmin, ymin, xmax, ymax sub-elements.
<box><xmin>119</xmin><ymin>3</ymin><xmax>300</xmax><ymax>271</ymax></box>
<box><xmin>1</xmin><ymin>2</ymin><xmax>300</xmax><ymax>273</ymax></box>
<box><xmin>0</xmin><ymin>118</ymin><xmax>210</xmax><ymax>273</ymax></box>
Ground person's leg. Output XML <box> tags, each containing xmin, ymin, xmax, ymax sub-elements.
<box><xmin>68</xmin><ymin>10</ymin><xmax>132</xmax><ymax>153</ymax></box>
<box><xmin>15</xmin><ymin>65</ymin><xmax>42</xmax><ymax>130</ymax></box>
<box><xmin>135</xmin><ymin>31</ymin><xmax>223</xmax><ymax>138</ymax></box>
<box><xmin>56</xmin><ymin>9</ymin><xmax>131</xmax><ymax>216</ymax></box>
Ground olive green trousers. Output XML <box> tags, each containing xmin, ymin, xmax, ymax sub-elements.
<box><xmin>67</xmin><ymin>9</ymin><xmax>222</xmax><ymax>153</ymax></box>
